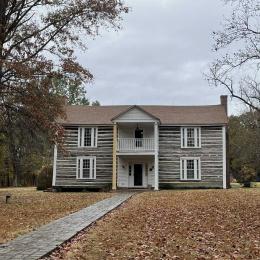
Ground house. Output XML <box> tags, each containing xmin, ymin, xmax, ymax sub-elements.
<box><xmin>52</xmin><ymin>95</ymin><xmax>229</xmax><ymax>190</ymax></box>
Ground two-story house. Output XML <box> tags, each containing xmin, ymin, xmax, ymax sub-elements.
<box><xmin>53</xmin><ymin>95</ymin><xmax>229</xmax><ymax>190</ymax></box>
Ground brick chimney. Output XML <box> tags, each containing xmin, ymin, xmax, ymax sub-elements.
<box><xmin>220</xmin><ymin>95</ymin><xmax>228</xmax><ymax>115</ymax></box>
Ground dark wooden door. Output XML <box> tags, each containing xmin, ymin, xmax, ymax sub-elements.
<box><xmin>134</xmin><ymin>164</ymin><xmax>143</xmax><ymax>186</ymax></box>
<box><xmin>135</xmin><ymin>128</ymin><xmax>143</xmax><ymax>147</ymax></box>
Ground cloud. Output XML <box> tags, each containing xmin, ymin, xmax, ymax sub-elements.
<box><xmin>76</xmin><ymin>0</ymin><xmax>238</xmax><ymax>114</ymax></box>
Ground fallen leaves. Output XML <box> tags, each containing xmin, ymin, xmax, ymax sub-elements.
<box><xmin>45</xmin><ymin>189</ymin><xmax>260</xmax><ymax>260</ymax></box>
<box><xmin>0</xmin><ymin>187</ymin><xmax>112</xmax><ymax>244</ymax></box>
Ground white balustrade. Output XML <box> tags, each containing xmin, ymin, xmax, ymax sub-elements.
<box><xmin>117</xmin><ymin>138</ymin><xmax>155</xmax><ymax>152</ymax></box>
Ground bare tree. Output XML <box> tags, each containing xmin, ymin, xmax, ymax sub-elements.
<box><xmin>208</xmin><ymin>0</ymin><xmax>260</xmax><ymax>112</ymax></box>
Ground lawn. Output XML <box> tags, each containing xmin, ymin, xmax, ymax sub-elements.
<box><xmin>0</xmin><ymin>187</ymin><xmax>112</xmax><ymax>244</ymax></box>
<box><xmin>47</xmin><ymin>189</ymin><xmax>260</xmax><ymax>260</ymax></box>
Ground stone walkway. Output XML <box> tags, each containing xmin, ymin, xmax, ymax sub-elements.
<box><xmin>0</xmin><ymin>192</ymin><xmax>135</xmax><ymax>260</ymax></box>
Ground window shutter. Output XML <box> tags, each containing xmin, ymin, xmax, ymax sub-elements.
<box><xmin>91</xmin><ymin>128</ymin><xmax>98</xmax><ymax>147</ymax></box>
<box><xmin>78</xmin><ymin>128</ymin><xmax>81</xmax><ymax>147</ymax></box>
<box><xmin>198</xmin><ymin>128</ymin><xmax>201</xmax><ymax>147</ymax></box>
<box><xmin>77</xmin><ymin>158</ymin><xmax>81</xmax><ymax>179</ymax></box>
<box><xmin>181</xmin><ymin>159</ymin><xmax>185</xmax><ymax>180</ymax></box>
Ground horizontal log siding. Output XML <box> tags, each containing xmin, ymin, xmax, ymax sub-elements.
<box><xmin>55</xmin><ymin>126</ymin><xmax>113</xmax><ymax>188</ymax></box>
<box><xmin>159</xmin><ymin>126</ymin><xmax>223</xmax><ymax>188</ymax></box>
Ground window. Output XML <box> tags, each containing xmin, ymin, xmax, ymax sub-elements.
<box><xmin>77</xmin><ymin>157</ymin><xmax>96</xmax><ymax>179</ymax></box>
<box><xmin>181</xmin><ymin>127</ymin><xmax>201</xmax><ymax>148</ymax></box>
<box><xmin>128</xmin><ymin>165</ymin><xmax>132</xmax><ymax>176</ymax></box>
<box><xmin>180</xmin><ymin>158</ymin><xmax>201</xmax><ymax>180</ymax></box>
<box><xmin>78</xmin><ymin>127</ymin><xmax>97</xmax><ymax>147</ymax></box>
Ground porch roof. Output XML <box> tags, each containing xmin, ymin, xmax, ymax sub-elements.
<box><xmin>58</xmin><ymin>104</ymin><xmax>228</xmax><ymax>125</ymax></box>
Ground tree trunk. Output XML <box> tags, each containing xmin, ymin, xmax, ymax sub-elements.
<box><xmin>7</xmin><ymin>116</ymin><xmax>21</xmax><ymax>187</ymax></box>
<box><xmin>9</xmin><ymin>142</ymin><xmax>21</xmax><ymax>187</ymax></box>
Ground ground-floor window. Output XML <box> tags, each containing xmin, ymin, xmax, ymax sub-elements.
<box><xmin>76</xmin><ymin>156</ymin><xmax>96</xmax><ymax>179</ymax></box>
<box><xmin>180</xmin><ymin>157</ymin><xmax>201</xmax><ymax>180</ymax></box>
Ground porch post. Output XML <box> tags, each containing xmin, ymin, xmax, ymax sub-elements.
<box><xmin>112</xmin><ymin>123</ymin><xmax>117</xmax><ymax>190</ymax></box>
<box><xmin>222</xmin><ymin>126</ymin><xmax>227</xmax><ymax>189</ymax></box>
<box><xmin>52</xmin><ymin>144</ymin><xmax>57</xmax><ymax>187</ymax></box>
<box><xmin>154</xmin><ymin>122</ymin><xmax>159</xmax><ymax>190</ymax></box>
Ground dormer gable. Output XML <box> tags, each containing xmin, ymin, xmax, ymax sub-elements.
<box><xmin>111</xmin><ymin>105</ymin><xmax>160</xmax><ymax>123</ymax></box>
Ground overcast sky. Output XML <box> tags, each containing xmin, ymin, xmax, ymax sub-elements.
<box><xmin>76</xmin><ymin>0</ymin><xmax>242</xmax><ymax>115</ymax></box>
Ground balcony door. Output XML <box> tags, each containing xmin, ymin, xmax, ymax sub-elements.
<box><xmin>135</xmin><ymin>127</ymin><xmax>143</xmax><ymax>147</ymax></box>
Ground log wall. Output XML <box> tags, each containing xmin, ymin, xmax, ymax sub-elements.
<box><xmin>55</xmin><ymin>126</ymin><xmax>113</xmax><ymax>188</ymax></box>
<box><xmin>159</xmin><ymin>126</ymin><xmax>223</xmax><ymax>188</ymax></box>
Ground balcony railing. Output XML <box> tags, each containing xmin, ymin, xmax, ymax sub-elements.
<box><xmin>117</xmin><ymin>138</ymin><xmax>155</xmax><ymax>152</ymax></box>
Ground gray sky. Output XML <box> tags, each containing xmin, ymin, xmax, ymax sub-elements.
<box><xmin>77</xmin><ymin>0</ymin><xmax>241</xmax><ymax>115</ymax></box>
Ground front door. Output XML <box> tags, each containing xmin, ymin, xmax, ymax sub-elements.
<box><xmin>134</xmin><ymin>164</ymin><xmax>143</xmax><ymax>186</ymax></box>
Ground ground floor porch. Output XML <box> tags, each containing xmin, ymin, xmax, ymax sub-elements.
<box><xmin>116</xmin><ymin>155</ymin><xmax>157</xmax><ymax>189</ymax></box>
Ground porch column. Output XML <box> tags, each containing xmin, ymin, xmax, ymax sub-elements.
<box><xmin>112</xmin><ymin>123</ymin><xmax>117</xmax><ymax>190</ymax></box>
<box><xmin>222</xmin><ymin>126</ymin><xmax>227</xmax><ymax>189</ymax></box>
<box><xmin>154</xmin><ymin>122</ymin><xmax>159</xmax><ymax>190</ymax></box>
<box><xmin>52</xmin><ymin>144</ymin><xmax>57</xmax><ymax>187</ymax></box>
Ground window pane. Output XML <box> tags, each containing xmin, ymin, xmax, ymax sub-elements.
<box><xmin>197</xmin><ymin>128</ymin><xmax>200</xmax><ymax>147</ymax></box>
<box><xmin>93</xmin><ymin>128</ymin><xmax>97</xmax><ymax>146</ymax></box>
<box><xmin>182</xmin><ymin>128</ymin><xmax>185</xmax><ymax>147</ymax></box>
<box><xmin>84</xmin><ymin>128</ymin><xmax>92</xmax><ymax>146</ymax></box>
<box><xmin>79</xmin><ymin>128</ymin><xmax>83</xmax><ymax>147</ymax></box>
<box><xmin>129</xmin><ymin>165</ymin><xmax>132</xmax><ymax>176</ymax></box>
<box><xmin>181</xmin><ymin>160</ymin><xmax>185</xmax><ymax>179</ymax></box>
<box><xmin>186</xmin><ymin>160</ymin><xmax>194</xmax><ymax>179</ymax></box>
<box><xmin>82</xmin><ymin>159</ymin><xmax>90</xmax><ymax>178</ymax></box>
<box><xmin>187</xmin><ymin>128</ymin><xmax>195</xmax><ymax>147</ymax></box>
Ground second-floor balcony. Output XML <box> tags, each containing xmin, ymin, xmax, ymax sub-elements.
<box><xmin>117</xmin><ymin>138</ymin><xmax>155</xmax><ymax>153</ymax></box>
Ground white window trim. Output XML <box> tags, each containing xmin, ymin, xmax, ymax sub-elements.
<box><xmin>78</xmin><ymin>127</ymin><xmax>98</xmax><ymax>148</ymax></box>
<box><xmin>76</xmin><ymin>156</ymin><xmax>96</xmax><ymax>180</ymax></box>
<box><xmin>181</xmin><ymin>127</ymin><xmax>201</xmax><ymax>148</ymax></box>
<box><xmin>180</xmin><ymin>157</ymin><xmax>201</xmax><ymax>181</ymax></box>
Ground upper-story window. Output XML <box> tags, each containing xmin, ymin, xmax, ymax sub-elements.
<box><xmin>181</xmin><ymin>127</ymin><xmax>201</xmax><ymax>148</ymax></box>
<box><xmin>78</xmin><ymin>127</ymin><xmax>98</xmax><ymax>147</ymax></box>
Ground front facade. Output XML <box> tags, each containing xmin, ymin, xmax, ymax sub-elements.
<box><xmin>53</xmin><ymin>96</ymin><xmax>229</xmax><ymax>190</ymax></box>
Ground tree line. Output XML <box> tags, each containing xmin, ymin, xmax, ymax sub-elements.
<box><xmin>207</xmin><ymin>0</ymin><xmax>260</xmax><ymax>184</ymax></box>
<box><xmin>0</xmin><ymin>81</ymin><xmax>100</xmax><ymax>187</ymax></box>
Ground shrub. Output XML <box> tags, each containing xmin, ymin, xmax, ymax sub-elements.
<box><xmin>37</xmin><ymin>165</ymin><xmax>53</xmax><ymax>190</ymax></box>
<box><xmin>238</xmin><ymin>165</ymin><xmax>256</xmax><ymax>187</ymax></box>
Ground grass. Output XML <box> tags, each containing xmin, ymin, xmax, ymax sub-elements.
<box><xmin>47</xmin><ymin>189</ymin><xmax>260</xmax><ymax>260</ymax></box>
<box><xmin>0</xmin><ymin>187</ymin><xmax>112</xmax><ymax>244</ymax></box>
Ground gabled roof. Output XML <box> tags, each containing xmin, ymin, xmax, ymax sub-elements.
<box><xmin>111</xmin><ymin>105</ymin><xmax>161</xmax><ymax>122</ymax></box>
<box><xmin>58</xmin><ymin>104</ymin><xmax>228</xmax><ymax>125</ymax></box>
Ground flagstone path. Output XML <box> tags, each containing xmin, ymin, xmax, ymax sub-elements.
<box><xmin>0</xmin><ymin>192</ymin><xmax>135</xmax><ymax>260</ymax></box>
